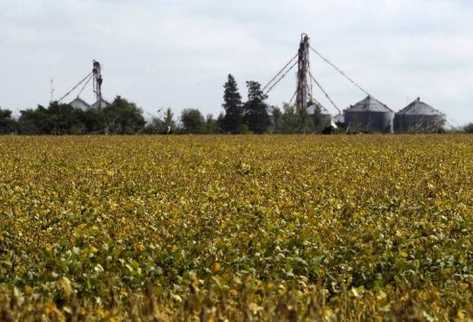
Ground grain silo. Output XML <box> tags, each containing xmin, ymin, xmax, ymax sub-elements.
<box><xmin>394</xmin><ymin>98</ymin><xmax>446</xmax><ymax>133</ymax></box>
<box><xmin>91</xmin><ymin>98</ymin><xmax>111</xmax><ymax>109</ymax></box>
<box><xmin>69</xmin><ymin>97</ymin><xmax>90</xmax><ymax>111</ymax></box>
<box><xmin>344</xmin><ymin>96</ymin><xmax>394</xmax><ymax>133</ymax></box>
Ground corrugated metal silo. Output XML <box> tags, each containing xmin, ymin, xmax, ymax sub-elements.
<box><xmin>344</xmin><ymin>96</ymin><xmax>394</xmax><ymax>133</ymax></box>
<box><xmin>394</xmin><ymin>98</ymin><xmax>446</xmax><ymax>133</ymax></box>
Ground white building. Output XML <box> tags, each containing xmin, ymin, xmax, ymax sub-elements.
<box><xmin>91</xmin><ymin>98</ymin><xmax>111</xmax><ymax>109</ymax></box>
<box><xmin>69</xmin><ymin>97</ymin><xmax>111</xmax><ymax>110</ymax></box>
<box><xmin>69</xmin><ymin>97</ymin><xmax>91</xmax><ymax>111</ymax></box>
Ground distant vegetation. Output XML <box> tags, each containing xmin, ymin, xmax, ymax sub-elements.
<box><xmin>0</xmin><ymin>75</ymin><xmax>337</xmax><ymax>135</ymax></box>
<box><xmin>464</xmin><ymin>123</ymin><xmax>473</xmax><ymax>133</ymax></box>
<box><xmin>0</xmin><ymin>74</ymin><xmax>470</xmax><ymax>135</ymax></box>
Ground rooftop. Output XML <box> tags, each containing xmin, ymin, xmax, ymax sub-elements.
<box><xmin>397</xmin><ymin>98</ymin><xmax>444</xmax><ymax>116</ymax></box>
<box><xmin>346</xmin><ymin>96</ymin><xmax>393</xmax><ymax>113</ymax></box>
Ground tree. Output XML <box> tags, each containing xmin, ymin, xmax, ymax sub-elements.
<box><xmin>0</xmin><ymin>108</ymin><xmax>16</xmax><ymax>134</ymax></box>
<box><xmin>144</xmin><ymin>116</ymin><xmax>164</xmax><ymax>134</ymax></box>
<box><xmin>271</xmin><ymin>106</ymin><xmax>283</xmax><ymax>133</ymax></box>
<box><xmin>243</xmin><ymin>81</ymin><xmax>270</xmax><ymax>134</ymax></box>
<box><xmin>15</xmin><ymin>96</ymin><xmax>147</xmax><ymax>135</ymax></box>
<box><xmin>464</xmin><ymin>123</ymin><xmax>473</xmax><ymax>133</ymax></box>
<box><xmin>216</xmin><ymin>113</ymin><xmax>225</xmax><ymax>132</ymax></box>
<box><xmin>47</xmin><ymin>102</ymin><xmax>85</xmax><ymax>134</ymax></box>
<box><xmin>102</xmin><ymin>96</ymin><xmax>146</xmax><ymax>134</ymax></box>
<box><xmin>144</xmin><ymin>108</ymin><xmax>176</xmax><ymax>134</ymax></box>
<box><xmin>17</xmin><ymin>102</ymin><xmax>86</xmax><ymax>134</ymax></box>
<box><xmin>299</xmin><ymin>104</ymin><xmax>314</xmax><ymax>133</ymax></box>
<box><xmin>81</xmin><ymin>107</ymin><xmax>105</xmax><ymax>134</ymax></box>
<box><xmin>162</xmin><ymin>108</ymin><xmax>176</xmax><ymax>134</ymax></box>
<box><xmin>273</xmin><ymin>103</ymin><xmax>318</xmax><ymax>133</ymax></box>
<box><xmin>18</xmin><ymin>106</ymin><xmax>48</xmax><ymax>134</ymax></box>
<box><xmin>222</xmin><ymin>74</ymin><xmax>243</xmax><ymax>133</ymax></box>
<box><xmin>145</xmin><ymin>108</ymin><xmax>176</xmax><ymax>134</ymax></box>
<box><xmin>311</xmin><ymin>103</ymin><xmax>334</xmax><ymax>133</ymax></box>
<box><xmin>181</xmin><ymin>108</ymin><xmax>205</xmax><ymax>133</ymax></box>
<box><xmin>279</xmin><ymin>104</ymin><xmax>300</xmax><ymax>133</ymax></box>
<box><xmin>205</xmin><ymin>114</ymin><xmax>219</xmax><ymax>134</ymax></box>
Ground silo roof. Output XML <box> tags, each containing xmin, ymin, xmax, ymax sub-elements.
<box><xmin>398</xmin><ymin>98</ymin><xmax>443</xmax><ymax>116</ymax></box>
<box><xmin>69</xmin><ymin>97</ymin><xmax>90</xmax><ymax>108</ymax></box>
<box><xmin>91</xmin><ymin>98</ymin><xmax>111</xmax><ymax>109</ymax></box>
<box><xmin>346</xmin><ymin>96</ymin><xmax>393</xmax><ymax>113</ymax></box>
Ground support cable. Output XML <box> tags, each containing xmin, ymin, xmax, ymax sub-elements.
<box><xmin>264</xmin><ymin>60</ymin><xmax>298</xmax><ymax>96</ymax></box>
<box><xmin>309</xmin><ymin>46</ymin><xmax>371</xmax><ymax>97</ymax></box>
<box><xmin>58</xmin><ymin>72</ymin><xmax>93</xmax><ymax>102</ymax></box>
<box><xmin>289</xmin><ymin>90</ymin><xmax>297</xmax><ymax>106</ymax></box>
<box><xmin>262</xmin><ymin>53</ymin><xmax>298</xmax><ymax>92</ymax></box>
<box><xmin>77</xmin><ymin>74</ymin><xmax>94</xmax><ymax>98</ymax></box>
<box><xmin>309</xmin><ymin>72</ymin><xmax>341</xmax><ymax>114</ymax></box>
<box><xmin>308</xmin><ymin>60</ymin><xmax>314</xmax><ymax>101</ymax></box>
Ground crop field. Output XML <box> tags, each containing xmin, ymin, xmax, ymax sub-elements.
<box><xmin>1</xmin><ymin>135</ymin><xmax>473</xmax><ymax>321</ymax></box>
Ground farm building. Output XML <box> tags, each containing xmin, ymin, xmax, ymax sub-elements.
<box><xmin>60</xmin><ymin>60</ymin><xmax>108</xmax><ymax>111</ymax></box>
<box><xmin>91</xmin><ymin>98</ymin><xmax>111</xmax><ymax>109</ymax></box>
<box><xmin>69</xmin><ymin>97</ymin><xmax>90</xmax><ymax>111</ymax></box>
<box><xmin>69</xmin><ymin>97</ymin><xmax>110</xmax><ymax>110</ymax></box>
<box><xmin>344</xmin><ymin>96</ymin><xmax>394</xmax><ymax>133</ymax></box>
<box><xmin>394</xmin><ymin>98</ymin><xmax>446</xmax><ymax>133</ymax></box>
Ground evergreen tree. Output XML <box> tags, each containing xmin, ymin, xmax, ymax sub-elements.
<box><xmin>222</xmin><ymin>74</ymin><xmax>243</xmax><ymax>133</ymax></box>
<box><xmin>243</xmin><ymin>81</ymin><xmax>270</xmax><ymax>134</ymax></box>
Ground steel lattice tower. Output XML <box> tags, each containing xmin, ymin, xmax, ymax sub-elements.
<box><xmin>92</xmin><ymin>60</ymin><xmax>103</xmax><ymax>106</ymax></box>
<box><xmin>296</xmin><ymin>34</ymin><xmax>311</xmax><ymax>114</ymax></box>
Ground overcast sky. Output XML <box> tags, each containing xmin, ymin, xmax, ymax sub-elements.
<box><xmin>1</xmin><ymin>0</ymin><xmax>472</xmax><ymax>124</ymax></box>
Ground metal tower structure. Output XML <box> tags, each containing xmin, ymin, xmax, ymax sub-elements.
<box><xmin>296</xmin><ymin>33</ymin><xmax>311</xmax><ymax>114</ymax></box>
<box><xmin>262</xmin><ymin>33</ymin><xmax>375</xmax><ymax>118</ymax></box>
<box><xmin>92</xmin><ymin>60</ymin><xmax>103</xmax><ymax>105</ymax></box>
<box><xmin>262</xmin><ymin>33</ymin><xmax>341</xmax><ymax>116</ymax></box>
<box><xmin>57</xmin><ymin>60</ymin><xmax>105</xmax><ymax>107</ymax></box>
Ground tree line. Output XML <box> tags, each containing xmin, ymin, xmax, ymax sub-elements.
<box><xmin>0</xmin><ymin>97</ymin><xmax>145</xmax><ymax>135</ymax></box>
<box><xmin>0</xmin><ymin>75</ymin><xmax>334</xmax><ymax>135</ymax></box>
<box><xmin>1</xmin><ymin>74</ymin><xmax>471</xmax><ymax>135</ymax></box>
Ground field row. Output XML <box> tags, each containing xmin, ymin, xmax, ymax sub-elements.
<box><xmin>0</xmin><ymin>135</ymin><xmax>473</xmax><ymax>321</ymax></box>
